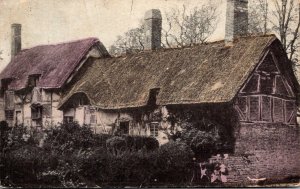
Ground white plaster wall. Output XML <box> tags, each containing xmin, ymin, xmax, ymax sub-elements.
<box><xmin>75</xmin><ymin>106</ymin><xmax>85</xmax><ymax>125</ymax></box>
<box><xmin>42</xmin><ymin>89</ymin><xmax>51</xmax><ymax>102</ymax></box>
<box><xmin>96</xmin><ymin>110</ymin><xmax>118</xmax><ymax>126</ymax></box>
<box><xmin>23</xmin><ymin>102</ymin><xmax>32</xmax><ymax>126</ymax></box>
<box><xmin>51</xmin><ymin>101</ymin><xmax>64</xmax><ymax>125</ymax></box>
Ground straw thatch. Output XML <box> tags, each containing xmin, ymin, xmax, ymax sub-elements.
<box><xmin>0</xmin><ymin>38</ymin><xmax>109</xmax><ymax>90</ymax></box>
<box><xmin>59</xmin><ymin>35</ymin><xmax>294</xmax><ymax>110</ymax></box>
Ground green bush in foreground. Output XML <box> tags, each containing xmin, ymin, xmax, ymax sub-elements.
<box><xmin>0</xmin><ymin>122</ymin><xmax>193</xmax><ymax>187</ymax></box>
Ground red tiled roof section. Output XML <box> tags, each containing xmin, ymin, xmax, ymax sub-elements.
<box><xmin>0</xmin><ymin>37</ymin><xmax>102</xmax><ymax>90</ymax></box>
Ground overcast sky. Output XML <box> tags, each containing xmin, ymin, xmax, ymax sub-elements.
<box><xmin>0</xmin><ymin>0</ymin><xmax>229</xmax><ymax>71</ymax></box>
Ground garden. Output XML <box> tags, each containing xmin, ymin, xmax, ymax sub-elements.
<box><xmin>0</xmin><ymin>117</ymin><xmax>231</xmax><ymax>188</ymax></box>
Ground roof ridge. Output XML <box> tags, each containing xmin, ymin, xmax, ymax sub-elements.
<box><xmin>111</xmin><ymin>34</ymin><xmax>277</xmax><ymax>58</ymax></box>
<box><xmin>20</xmin><ymin>37</ymin><xmax>99</xmax><ymax>52</ymax></box>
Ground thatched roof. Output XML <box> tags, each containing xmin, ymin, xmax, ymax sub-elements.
<box><xmin>59</xmin><ymin>35</ymin><xmax>295</xmax><ymax>110</ymax></box>
<box><xmin>0</xmin><ymin>38</ymin><xmax>108</xmax><ymax>90</ymax></box>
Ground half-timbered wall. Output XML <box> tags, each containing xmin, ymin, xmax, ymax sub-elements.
<box><xmin>235</xmin><ymin>52</ymin><xmax>297</xmax><ymax>125</ymax></box>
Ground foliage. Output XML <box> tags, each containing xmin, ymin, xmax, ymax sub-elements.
<box><xmin>153</xmin><ymin>141</ymin><xmax>194</xmax><ymax>183</ymax></box>
<box><xmin>163</xmin><ymin>3</ymin><xmax>219</xmax><ymax>48</ymax></box>
<box><xmin>249</xmin><ymin>0</ymin><xmax>300</xmax><ymax>64</ymax></box>
<box><xmin>109</xmin><ymin>25</ymin><xmax>145</xmax><ymax>56</ymax></box>
<box><xmin>106</xmin><ymin>136</ymin><xmax>126</xmax><ymax>156</ymax></box>
<box><xmin>109</xmin><ymin>2</ymin><xmax>219</xmax><ymax>55</ymax></box>
<box><xmin>1</xmin><ymin>122</ymin><xmax>195</xmax><ymax>187</ymax></box>
<box><xmin>166</xmin><ymin>110</ymin><xmax>233</xmax><ymax>160</ymax></box>
<box><xmin>43</xmin><ymin>122</ymin><xmax>96</xmax><ymax>154</ymax></box>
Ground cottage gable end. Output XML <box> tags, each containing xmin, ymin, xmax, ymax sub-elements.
<box><xmin>235</xmin><ymin>49</ymin><xmax>297</xmax><ymax>125</ymax></box>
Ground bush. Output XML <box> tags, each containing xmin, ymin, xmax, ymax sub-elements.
<box><xmin>124</xmin><ymin>135</ymin><xmax>159</xmax><ymax>152</ymax></box>
<box><xmin>106</xmin><ymin>136</ymin><xmax>126</xmax><ymax>156</ymax></box>
<box><xmin>4</xmin><ymin>145</ymin><xmax>52</xmax><ymax>184</ymax></box>
<box><xmin>43</xmin><ymin>123</ymin><xmax>96</xmax><ymax>154</ymax></box>
<box><xmin>0</xmin><ymin>122</ymin><xmax>193</xmax><ymax>187</ymax></box>
<box><xmin>153</xmin><ymin>141</ymin><xmax>194</xmax><ymax>184</ymax></box>
<box><xmin>175</xmin><ymin>118</ymin><xmax>233</xmax><ymax>159</ymax></box>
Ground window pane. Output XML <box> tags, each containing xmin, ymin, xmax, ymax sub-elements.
<box><xmin>273</xmin><ymin>98</ymin><xmax>284</xmax><ymax>122</ymax></box>
<box><xmin>150</xmin><ymin>123</ymin><xmax>159</xmax><ymax>137</ymax></box>
<box><xmin>5</xmin><ymin>110</ymin><xmax>14</xmax><ymax>120</ymax></box>
<box><xmin>90</xmin><ymin>115</ymin><xmax>97</xmax><ymax>124</ymax></box>
<box><xmin>249</xmin><ymin>96</ymin><xmax>259</xmax><ymax>121</ymax></box>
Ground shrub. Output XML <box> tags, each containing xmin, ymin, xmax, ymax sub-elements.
<box><xmin>1</xmin><ymin>122</ymin><xmax>192</xmax><ymax>187</ymax></box>
<box><xmin>4</xmin><ymin>145</ymin><xmax>51</xmax><ymax>184</ymax></box>
<box><xmin>106</xmin><ymin>136</ymin><xmax>127</xmax><ymax>156</ymax></box>
<box><xmin>123</xmin><ymin>135</ymin><xmax>159</xmax><ymax>152</ymax></box>
<box><xmin>153</xmin><ymin>141</ymin><xmax>194</xmax><ymax>184</ymax></box>
<box><xmin>43</xmin><ymin>123</ymin><xmax>96</xmax><ymax>154</ymax></box>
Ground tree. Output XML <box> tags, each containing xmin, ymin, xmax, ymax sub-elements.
<box><xmin>163</xmin><ymin>4</ymin><xmax>219</xmax><ymax>48</ymax></box>
<box><xmin>249</xmin><ymin>0</ymin><xmax>270</xmax><ymax>34</ymax></box>
<box><xmin>109</xmin><ymin>3</ymin><xmax>219</xmax><ymax>55</ymax></box>
<box><xmin>109</xmin><ymin>23</ymin><xmax>145</xmax><ymax>56</ymax></box>
<box><xmin>249</xmin><ymin>0</ymin><xmax>300</xmax><ymax>65</ymax></box>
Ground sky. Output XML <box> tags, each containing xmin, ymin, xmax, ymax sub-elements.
<box><xmin>0</xmin><ymin>0</ymin><xmax>227</xmax><ymax>71</ymax></box>
<box><xmin>0</xmin><ymin>0</ymin><xmax>299</xmax><ymax>72</ymax></box>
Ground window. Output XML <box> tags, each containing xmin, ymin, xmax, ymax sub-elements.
<box><xmin>31</xmin><ymin>106</ymin><xmax>42</xmax><ymax>120</ymax></box>
<box><xmin>5</xmin><ymin>110</ymin><xmax>14</xmax><ymax>120</ymax></box>
<box><xmin>28</xmin><ymin>75</ymin><xmax>40</xmax><ymax>87</ymax></box>
<box><xmin>150</xmin><ymin>122</ymin><xmax>159</xmax><ymax>137</ymax></box>
<box><xmin>120</xmin><ymin>121</ymin><xmax>129</xmax><ymax>135</ymax></box>
<box><xmin>63</xmin><ymin>116</ymin><xmax>74</xmax><ymax>124</ymax></box>
<box><xmin>90</xmin><ymin>114</ymin><xmax>97</xmax><ymax>124</ymax></box>
<box><xmin>147</xmin><ymin>88</ymin><xmax>160</xmax><ymax>106</ymax></box>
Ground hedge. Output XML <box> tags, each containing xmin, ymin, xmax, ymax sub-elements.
<box><xmin>0</xmin><ymin>122</ymin><xmax>193</xmax><ymax>187</ymax></box>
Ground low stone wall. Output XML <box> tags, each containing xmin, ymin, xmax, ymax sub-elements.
<box><xmin>208</xmin><ymin>122</ymin><xmax>300</xmax><ymax>185</ymax></box>
<box><xmin>208</xmin><ymin>154</ymin><xmax>257</xmax><ymax>185</ymax></box>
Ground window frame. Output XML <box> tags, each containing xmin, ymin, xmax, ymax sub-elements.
<box><xmin>31</xmin><ymin>106</ymin><xmax>43</xmax><ymax>120</ymax></box>
<box><xmin>5</xmin><ymin>110</ymin><xmax>14</xmax><ymax>120</ymax></box>
<box><xmin>150</xmin><ymin>122</ymin><xmax>159</xmax><ymax>137</ymax></box>
<box><xmin>63</xmin><ymin>116</ymin><xmax>74</xmax><ymax>124</ymax></box>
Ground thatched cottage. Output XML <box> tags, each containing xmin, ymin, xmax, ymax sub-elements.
<box><xmin>0</xmin><ymin>0</ymin><xmax>299</xmax><ymax>184</ymax></box>
<box><xmin>59</xmin><ymin>0</ymin><xmax>300</xmax><ymax>183</ymax></box>
<box><xmin>0</xmin><ymin>27</ymin><xmax>109</xmax><ymax>127</ymax></box>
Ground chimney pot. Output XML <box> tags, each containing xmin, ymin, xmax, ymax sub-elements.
<box><xmin>144</xmin><ymin>9</ymin><xmax>162</xmax><ymax>50</ymax></box>
<box><xmin>11</xmin><ymin>23</ymin><xmax>22</xmax><ymax>58</ymax></box>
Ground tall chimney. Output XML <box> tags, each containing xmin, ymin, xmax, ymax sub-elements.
<box><xmin>144</xmin><ymin>9</ymin><xmax>162</xmax><ymax>50</ymax></box>
<box><xmin>11</xmin><ymin>23</ymin><xmax>22</xmax><ymax>58</ymax></box>
<box><xmin>225</xmin><ymin>0</ymin><xmax>248</xmax><ymax>46</ymax></box>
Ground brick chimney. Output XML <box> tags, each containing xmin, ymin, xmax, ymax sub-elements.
<box><xmin>11</xmin><ymin>23</ymin><xmax>22</xmax><ymax>58</ymax></box>
<box><xmin>144</xmin><ymin>9</ymin><xmax>162</xmax><ymax>50</ymax></box>
<box><xmin>225</xmin><ymin>0</ymin><xmax>248</xmax><ymax>46</ymax></box>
